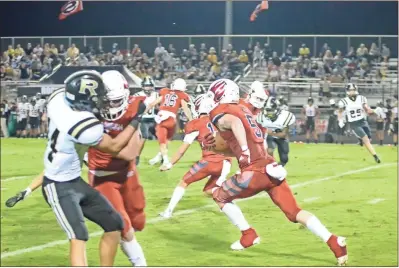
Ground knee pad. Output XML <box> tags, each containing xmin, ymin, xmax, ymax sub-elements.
<box><xmin>102</xmin><ymin>209</ymin><xmax>124</xmax><ymax>233</ymax></box>
<box><xmin>130</xmin><ymin>210</ymin><xmax>146</xmax><ymax>231</ymax></box>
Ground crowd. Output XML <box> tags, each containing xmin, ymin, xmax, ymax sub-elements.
<box><xmin>1</xmin><ymin>40</ymin><xmax>395</xmax><ymax>86</ymax></box>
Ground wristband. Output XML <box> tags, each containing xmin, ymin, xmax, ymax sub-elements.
<box><xmin>24</xmin><ymin>187</ymin><xmax>32</xmax><ymax>198</ymax></box>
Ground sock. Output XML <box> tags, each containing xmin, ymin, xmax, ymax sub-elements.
<box><xmin>120</xmin><ymin>238</ymin><xmax>147</xmax><ymax>266</ymax></box>
<box><xmin>306</xmin><ymin>215</ymin><xmax>332</xmax><ymax>242</ymax></box>
<box><xmin>222</xmin><ymin>202</ymin><xmax>250</xmax><ymax>231</ymax></box>
<box><xmin>166</xmin><ymin>186</ymin><xmax>185</xmax><ymax>213</ymax></box>
<box><xmin>216</xmin><ymin>160</ymin><xmax>231</xmax><ymax>186</ymax></box>
<box><xmin>162</xmin><ymin>154</ymin><xmax>170</xmax><ymax>165</ymax></box>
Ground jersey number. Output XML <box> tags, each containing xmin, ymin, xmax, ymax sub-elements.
<box><xmin>350</xmin><ymin>109</ymin><xmax>362</xmax><ymax>119</ymax></box>
<box><xmin>47</xmin><ymin>128</ymin><xmax>60</xmax><ymax>162</ymax></box>
<box><xmin>164</xmin><ymin>94</ymin><xmax>178</xmax><ymax>107</ymax></box>
<box><xmin>245</xmin><ymin>114</ymin><xmax>262</xmax><ymax>138</ymax></box>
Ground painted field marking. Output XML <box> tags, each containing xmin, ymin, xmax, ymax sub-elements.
<box><xmin>368</xmin><ymin>198</ymin><xmax>385</xmax><ymax>204</ymax></box>
<box><xmin>303</xmin><ymin>197</ymin><xmax>320</xmax><ymax>203</ymax></box>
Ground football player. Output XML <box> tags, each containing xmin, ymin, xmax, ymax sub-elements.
<box><xmin>193</xmin><ymin>84</ymin><xmax>206</xmax><ymax>97</ymax></box>
<box><xmin>338</xmin><ymin>83</ymin><xmax>380</xmax><ymax>163</ymax></box>
<box><xmin>278</xmin><ymin>96</ymin><xmax>289</xmax><ymax>111</ymax></box>
<box><xmin>257</xmin><ymin>96</ymin><xmax>296</xmax><ymax>166</ymax></box>
<box><xmin>28</xmin><ymin>97</ymin><xmax>41</xmax><ymax>138</ymax></box>
<box><xmin>145</xmin><ymin>78</ymin><xmax>192</xmax><ymax>167</ymax></box>
<box><xmin>239</xmin><ymin>80</ymin><xmax>268</xmax><ymax>117</ymax></box>
<box><xmin>158</xmin><ymin>94</ymin><xmax>231</xmax><ymax>219</ymax></box>
<box><xmin>374</xmin><ymin>100</ymin><xmax>386</xmax><ymax>146</ymax></box>
<box><xmin>133</xmin><ymin>76</ymin><xmax>159</xmax><ymax>165</ymax></box>
<box><xmin>203</xmin><ymin>79</ymin><xmax>348</xmax><ymax>266</ymax></box>
<box><xmin>302</xmin><ymin>97</ymin><xmax>319</xmax><ymax>144</ymax></box>
<box><xmin>5</xmin><ymin>70</ymin><xmax>142</xmax><ymax>266</ymax></box>
<box><xmin>388</xmin><ymin>94</ymin><xmax>398</xmax><ymax>146</ymax></box>
<box><xmin>87</xmin><ymin>70</ymin><xmax>147</xmax><ymax>266</ymax></box>
<box><xmin>16</xmin><ymin>95</ymin><xmax>29</xmax><ymax>138</ymax></box>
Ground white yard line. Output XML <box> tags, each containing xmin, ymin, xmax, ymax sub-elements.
<box><xmin>303</xmin><ymin>197</ymin><xmax>320</xmax><ymax>203</ymax></box>
<box><xmin>368</xmin><ymin>198</ymin><xmax>386</xmax><ymax>204</ymax></box>
<box><xmin>0</xmin><ymin>163</ymin><xmax>395</xmax><ymax>259</ymax></box>
<box><xmin>1</xmin><ymin>176</ymin><xmax>32</xmax><ymax>182</ymax></box>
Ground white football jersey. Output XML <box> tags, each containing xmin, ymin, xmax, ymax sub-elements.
<box><xmin>17</xmin><ymin>102</ymin><xmax>29</xmax><ymax>120</ymax></box>
<box><xmin>304</xmin><ymin>104</ymin><xmax>317</xmax><ymax>117</ymax></box>
<box><xmin>279</xmin><ymin>104</ymin><xmax>289</xmax><ymax>111</ymax></box>
<box><xmin>44</xmin><ymin>88</ymin><xmax>104</xmax><ymax>182</ymax></box>
<box><xmin>338</xmin><ymin>95</ymin><xmax>367</xmax><ymax>123</ymax></box>
<box><xmin>374</xmin><ymin>107</ymin><xmax>386</xmax><ymax>120</ymax></box>
<box><xmin>134</xmin><ymin>90</ymin><xmax>159</xmax><ymax>119</ymax></box>
<box><xmin>28</xmin><ymin>103</ymin><xmax>41</xmax><ymax>117</ymax></box>
<box><xmin>257</xmin><ymin>110</ymin><xmax>296</xmax><ymax>139</ymax></box>
<box><xmin>37</xmin><ymin>98</ymin><xmax>47</xmax><ymax>113</ymax></box>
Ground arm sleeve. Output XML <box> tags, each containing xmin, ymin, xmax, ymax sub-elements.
<box><xmin>68</xmin><ymin>117</ymin><xmax>104</xmax><ymax>146</ymax></box>
<box><xmin>183</xmin><ymin>131</ymin><xmax>200</xmax><ymax>144</ymax></box>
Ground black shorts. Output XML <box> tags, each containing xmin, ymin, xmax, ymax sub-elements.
<box><xmin>29</xmin><ymin>117</ymin><xmax>40</xmax><ymax>129</ymax></box>
<box><xmin>17</xmin><ymin>118</ymin><xmax>27</xmax><ymax>131</ymax></box>
<box><xmin>305</xmin><ymin>116</ymin><xmax>315</xmax><ymax>131</ymax></box>
<box><xmin>42</xmin><ymin>176</ymin><xmax>123</xmax><ymax>241</ymax></box>
<box><xmin>393</xmin><ymin>118</ymin><xmax>398</xmax><ymax>134</ymax></box>
<box><xmin>376</xmin><ymin>121</ymin><xmax>384</xmax><ymax>131</ymax></box>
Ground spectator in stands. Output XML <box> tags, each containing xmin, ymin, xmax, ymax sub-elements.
<box><xmin>209</xmin><ymin>62</ymin><xmax>221</xmax><ymax>80</ymax></box>
<box><xmin>14</xmin><ymin>45</ymin><xmax>24</xmax><ymax>57</ymax></box>
<box><xmin>271</xmin><ymin>51</ymin><xmax>281</xmax><ymax>67</ymax></box>
<box><xmin>33</xmin><ymin>44</ymin><xmax>43</xmax><ymax>56</ymax></box>
<box><xmin>200</xmin><ymin>43</ymin><xmax>207</xmax><ymax>53</ymax></box>
<box><xmin>1</xmin><ymin>52</ymin><xmax>10</xmax><ymax>64</ymax></box>
<box><xmin>323</xmin><ymin>50</ymin><xmax>334</xmax><ymax>66</ymax></box>
<box><xmin>356</xmin><ymin>43</ymin><xmax>368</xmax><ymax>58</ymax></box>
<box><xmin>41</xmin><ymin>56</ymin><xmax>52</xmax><ymax>74</ymax></box>
<box><xmin>189</xmin><ymin>44</ymin><xmax>198</xmax><ymax>66</ymax></box>
<box><xmin>131</xmin><ymin>44</ymin><xmax>140</xmax><ymax>56</ymax></box>
<box><xmin>113</xmin><ymin>50</ymin><xmax>123</xmax><ymax>64</ymax></box>
<box><xmin>207</xmin><ymin>47</ymin><xmax>218</xmax><ymax>65</ymax></box>
<box><xmin>253</xmin><ymin>45</ymin><xmax>262</xmax><ymax>65</ymax></box>
<box><xmin>58</xmin><ymin>44</ymin><xmax>66</xmax><ymax>59</ymax></box>
<box><xmin>154</xmin><ymin>43</ymin><xmax>165</xmax><ymax>59</ymax></box>
<box><xmin>286</xmin><ymin>63</ymin><xmax>296</xmax><ymax>79</ymax></box>
<box><xmin>111</xmin><ymin>43</ymin><xmax>119</xmax><ymax>55</ymax></box>
<box><xmin>319</xmin><ymin>43</ymin><xmax>330</xmax><ymax>58</ymax></box>
<box><xmin>238</xmin><ymin>50</ymin><xmax>248</xmax><ymax>64</ymax></box>
<box><xmin>346</xmin><ymin>46</ymin><xmax>356</xmax><ymax>60</ymax></box>
<box><xmin>77</xmin><ymin>53</ymin><xmax>88</xmax><ymax>66</ymax></box>
<box><xmin>334</xmin><ymin>50</ymin><xmax>345</xmax><ymax>67</ymax></box>
<box><xmin>281</xmin><ymin>44</ymin><xmax>293</xmax><ymax>62</ymax></box>
<box><xmin>263</xmin><ymin>43</ymin><xmax>272</xmax><ymax>63</ymax></box>
<box><xmin>7</xmin><ymin>45</ymin><xmax>15</xmax><ymax>58</ymax></box>
<box><xmin>25</xmin><ymin>43</ymin><xmax>33</xmax><ymax>56</ymax></box>
<box><xmin>368</xmin><ymin>43</ymin><xmax>379</xmax><ymax>61</ymax></box>
<box><xmin>99</xmin><ymin>59</ymin><xmax>106</xmax><ymax>66</ymax></box>
<box><xmin>87</xmin><ymin>55</ymin><xmax>99</xmax><ymax>66</ymax></box>
<box><xmin>381</xmin><ymin>44</ymin><xmax>390</xmax><ymax>60</ymax></box>
<box><xmin>30</xmin><ymin>54</ymin><xmax>42</xmax><ymax>80</ymax></box>
<box><xmin>49</xmin><ymin>44</ymin><xmax>58</xmax><ymax>56</ymax></box>
<box><xmin>0</xmin><ymin>64</ymin><xmax>12</xmax><ymax>81</ymax></box>
<box><xmin>299</xmin><ymin>43</ymin><xmax>310</xmax><ymax>58</ymax></box>
<box><xmin>246</xmin><ymin>43</ymin><xmax>254</xmax><ymax>63</ymax></box>
<box><xmin>67</xmin><ymin>43</ymin><xmax>79</xmax><ymax>59</ymax></box>
<box><xmin>226</xmin><ymin>44</ymin><xmax>233</xmax><ymax>54</ymax></box>
<box><xmin>19</xmin><ymin>62</ymin><xmax>31</xmax><ymax>80</ymax></box>
<box><xmin>43</xmin><ymin>43</ymin><xmax>51</xmax><ymax>57</ymax></box>
<box><xmin>168</xmin><ymin>44</ymin><xmax>176</xmax><ymax>55</ymax></box>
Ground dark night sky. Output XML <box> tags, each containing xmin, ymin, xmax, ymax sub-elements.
<box><xmin>0</xmin><ymin>1</ymin><xmax>398</xmax><ymax>36</ymax></box>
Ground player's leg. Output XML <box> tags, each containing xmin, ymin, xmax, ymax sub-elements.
<box><xmin>276</xmin><ymin>139</ymin><xmax>290</xmax><ymax>166</ymax></box>
<box><xmin>354</xmin><ymin>121</ymin><xmax>380</xmax><ymax>163</ymax></box>
<box><xmin>121</xmin><ymin>171</ymin><xmax>147</xmax><ymax>266</ymax></box>
<box><xmin>201</xmin><ymin>159</ymin><xmax>232</xmax><ymax>196</ymax></box>
<box><xmin>267</xmin><ymin>180</ymin><xmax>348</xmax><ymax>265</ymax></box>
<box><xmin>266</xmin><ymin>135</ymin><xmax>276</xmax><ymax>156</ymax></box>
<box><xmin>160</xmin><ymin>159</ymin><xmax>212</xmax><ymax>217</ymax></box>
<box><xmin>80</xmin><ymin>179</ymin><xmax>124</xmax><ymax>267</ymax></box>
<box><xmin>162</xmin><ymin>118</ymin><xmax>177</xmax><ymax>165</ymax></box>
<box><xmin>42</xmin><ymin>177</ymin><xmax>90</xmax><ymax>266</ymax></box>
<box><xmin>150</xmin><ymin>123</ymin><xmax>168</xmax><ymax>165</ymax></box>
<box><xmin>393</xmin><ymin>120</ymin><xmax>398</xmax><ymax>146</ymax></box>
<box><xmin>22</xmin><ymin>119</ymin><xmax>27</xmax><ymax>138</ymax></box>
<box><xmin>212</xmin><ymin>171</ymin><xmax>273</xmax><ymax>250</ymax></box>
<box><xmin>376</xmin><ymin>122</ymin><xmax>383</xmax><ymax>145</ymax></box>
<box><xmin>305</xmin><ymin>119</ymin><xmax>311</xmax><ymax>143</ymax></box>
<box><xmin>312</xmin><ymin>119</ymin><xmax>318</xmax><ymax>143</ymax></box>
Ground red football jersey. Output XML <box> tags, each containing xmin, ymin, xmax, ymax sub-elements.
<box><xmin>184</xmin><ymin>116</ymin><xmax>230</xmax><ymax>163</ymax></box>
<box><xmin>88</xmin><ymin>96</ymin><xmax>142</xmax><ymax>172</ymax></box>
<box><xmin>209</xmin><ymin>103</ymin><xmax>273</xmax><ymax>172</ymax></box>
<box><xmin>159</xmin><ymin>88</ymin><xmax>190</xmax><ymax>115</ymax></box>
<box><xmin>239</xmin><ymin>98</ymin><xmax>261</xmax><ymax>116</ymax></box>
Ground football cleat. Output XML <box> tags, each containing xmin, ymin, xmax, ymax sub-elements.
<box><xmin>159</xmin><ymin>210</ymin><xmax>172</xmax><ymax>219</ymax></box>
<box><xmin>327</xmin><ymin>235</ymin><xmax>348</xmax><ymax>266</ymax></box>
<box><xmin>149</xmin><ymin>155</ymin><xmax>162</xmax><ymax>166</ymax></box>
<box><xmin>230</xmin><ymin>228</ymin><xmax>260</xmax><ymax>250</ymax></box>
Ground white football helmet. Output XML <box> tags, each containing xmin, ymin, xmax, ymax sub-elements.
<box><xmin>247</xmin><ymin>81</ymin><xmax>268</xmax><ymax>109</ymax></box>
<box><xmin>346</xmin><ymin>83</ymin><xmax>358</xmax><ymax>99</ymax></box>
<box><xmin>171</xmin><ymin>78</ymin><xmax>187</xmax><ymax>91</ymax></box>
<box><xmin>207</xmin><ymin>79</ymin><xmax>240</xmax><ymax>110</ymax></box>
<box><xmin>101</xmin><ymin>70</ymin><xmax>130</xmax><ymax>121</ymax></box>
<box><xmin>188</xmin><ymin>94</ymin><xmax>207</xmax><ymax>119</ymax></box>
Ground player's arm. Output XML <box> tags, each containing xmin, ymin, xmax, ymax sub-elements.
<box><xmin>144</xmin><ymin>96</ymin><xmax>162</xmax><ymax>114</ymax></box>
<box><xmin>301</xmin><ymin>107</ymin><xmax>306</xmax><ymax>120</ymax></box>
<box><xmin>5</xmin><ymin>171</ymin><xmax>44</xmax><ymax>208</ymax></box>
<box><xmin>271</xmin><ymin>127</ymin><xmax>289</xmax><ymax>139</ymax></box>
<box><xmin>181</xmin><ymin>99</ymin><xmax>193</xmax><ymax>121</ymax></box>
<box><xmin>113</xmin><ymin>130</ymin><xmax>140</xmax><ymax>161</ymax></box>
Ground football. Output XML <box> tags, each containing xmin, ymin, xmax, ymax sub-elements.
<box><xmin>211</xmin><ymin>132</ymin><xmax>233</xmax><ymax>156</ymax></box>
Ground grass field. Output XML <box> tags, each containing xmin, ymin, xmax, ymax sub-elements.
<box><xmin>0</xmin><ymin>139</ymin><xmax>398</xmax><ymax>266</ymax></box>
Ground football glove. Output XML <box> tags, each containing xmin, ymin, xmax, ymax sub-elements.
<box><xmin>5</xmin><ymin>188</ymin><xmax>31</xmax><ymax>208</ymax></box>
<box><xmin>201</xmin><ymin>133</ymin><xmax>216</xmax><ymax>149</ymax></box>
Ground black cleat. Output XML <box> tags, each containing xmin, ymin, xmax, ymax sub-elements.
<box><xmin>373</xmin><ymin>155</ymin><xmax>381</xmax><ymax>164</ymax></box>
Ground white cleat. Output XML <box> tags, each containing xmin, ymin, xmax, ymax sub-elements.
<box><xmin>159</xmin><ymin>210</ymin><xmax>172</xmax><ymax>219</ymax></box>
<box><xmin>149</xmin><ymin>155</ymin><xmax>162</xmax><ymax>166</ymax></box>
<box><xmin>231</xmin><ymin>237</ymin><xmax>260</xmax><ymax>250</ymax></box>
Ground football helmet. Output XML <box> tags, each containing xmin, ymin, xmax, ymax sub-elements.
<box><xmin>307</xmin><ymin>97</ymin><xmax>314</xmax><ymax>105</ymax></box>
<box><xmin>141</xmin><ymin>76</ymin><xmax>155</xmax><ymax>96</ymax></box>
<box><xmin>263</xmin><ymin>96</ymin><xmax>280</xmax><ymax>120</ymax></box>
<box><xmin>100</xmin><ymin>70</ymin><xmax>130</xmax><ymax>121</ymax></box>
<box><xmin>207</xmin><ymin>79</ymin><xmax>240</xmax><ymax>110</ymax></box>
<box><xmin>194</xmin><ymin>84</ymin><xmax>206</xmax><ymax>96</ymax></box>
<box><xmin>64</xmin><ymin>70</ymin><xmax>109</xmax><ymax>117</ymax></box>
<box><xmin>247</xmin><ymin>81</ymin><xmax>268</xmax><ymax>109</ymax></box>
<box><xmin>171</xmin><ymin>78</ymin><xmax>187</xmax><ymax>91</ymax></box>
<box><xmin>346</xmin><ymin>83</ymin><xmax>358</xmax><ymax>100</ymax></box>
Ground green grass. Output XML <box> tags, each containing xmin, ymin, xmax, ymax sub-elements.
<box><xmin>1</xmin><ymin>139</ymin><xmax>398</xmax><ymax>266</ymax></box>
